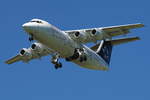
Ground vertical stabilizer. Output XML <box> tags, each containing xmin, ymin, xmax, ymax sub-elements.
<box><xmin>90</xmin><ymin>36</ymin><xmax>140</xmax><ymax>65</ymax></box>
<box><xmin>96</xmin><ymin>40</ymin><xmax>113</xmax><ymax>65</ymax></box>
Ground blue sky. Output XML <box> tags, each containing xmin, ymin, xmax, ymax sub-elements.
<box><xmin>0</xmin><ymin>0</ymin><xmax>149</xmax><ymax>100</ymax></box>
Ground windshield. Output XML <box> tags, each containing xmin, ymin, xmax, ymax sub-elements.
<box><xmin>30</xmin><ymin>20</ymin><xmax>42</xmax><ymax>23</ymax></box>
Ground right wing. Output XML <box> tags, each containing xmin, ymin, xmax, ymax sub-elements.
<box><xmin>5</xmin><ymin>42</ymin><xmax>55</xmax><ymax>64</ymax></box>
<box><xmin>5</xmin><ymin>55</ymin><xmax>22</xmax><ymax>64</ymax></box>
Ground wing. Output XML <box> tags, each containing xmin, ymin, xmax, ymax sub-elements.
<box><xmin>100</xmin><ymin>23</ymin><xmax>144</xmax><ymax>37</ymax></box>
<box><xmin>5</xmin><ymin>55</ymin><xmax>22</xmax><ymax>64</ymax></box>
<box><xmin>65</xmin><ymin>23</ymin><xmax>144</xmax><ymax>43</ymax></box>
<box><xmin>5</xmin><ymin>42</ymin><xmax>55</xmax><ymax>65</ymax></box>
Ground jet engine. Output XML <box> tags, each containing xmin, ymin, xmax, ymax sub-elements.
<box><xmin>74</xmin><ymin>31</ymin><xmax>80</xmax><ymax>37</ymax></box>
<box><xmin>31</xmin><ymin>43</ymin><xmax>43</xmax><ymax>52</ymax></box>
<box><xmin>89</xmin><ymin>28</ymin><xmax>104</xmax><ymax>40</ymax></box>
<box><xmin>73</xmin><ymin>31</ymin><xmax>87</xmax><ymax>42</ymax></box>
<box><xmin>31</xmin><ymin>42</ymin><xmax>54</xmax><ymax>54</ymax></box>
<box><xmin>20</xmin><ymin>48</ymin><xmax>32</xmax><ymax>60</ymax></box>
<box><xmin>90</xmin><ymin>29</ymin><xmax>102</xmax><ymax>36</ymax></box>
<box><xmin>91</xmin><ymin>29</ymin><xmax>97</xmax><ymax>36</ymax></box>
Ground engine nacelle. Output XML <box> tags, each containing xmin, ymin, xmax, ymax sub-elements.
<box><xmin>31</xmin><ymin>43</ymin><xmax>43</xmax><ymax>52</ymax></box>
<box><xmin>73</xmin><ymin>31</ymin><xmax>87</xmax><ymax>42</ymax></box>
<box><xmin>17</xmin><ymin>43</ymin><xmax>55</xmax><ymax>63</ymax></box>
<box><xmin>89</xmin><ymin>28</ymin><xmax>104</xmax><ymax>40</ymax></box>
<box><xmin>91</xmin><ymin>29</ymin><xmax>97</xmax><ymax>36</ymax></box>
<box><xmin>90</xmin><ymin>29</ymin><xmax>102</xmax><ymax>36</ymax></box>
<box><xmin>31</xmin><ymin>42</ymin><xmax>54</xmax><ymax>54</ymax></box>
<box><xmin>20</xmin><ymin>48</ymin><xmax>32</xmax><ymax>60</ymax></box>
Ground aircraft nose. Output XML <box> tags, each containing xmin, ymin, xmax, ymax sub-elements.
<box><xmin>22</xmin><ymin>23</ymin><xmax>29</xmax><ymax>30</ymax></box>
<box><xmin>22</xmin><ymin>23</ymin><xmax>26</xmax><ymax>27</ymax></box>
<box><xmin>22</xmin><ymin>23</ymin><xmax>30</xmax><ymax>30</ymax></box>
<box><xmin>22</xmin><ymin>22</ymin><xmax>37</xmax><ymax>33</ymax></box>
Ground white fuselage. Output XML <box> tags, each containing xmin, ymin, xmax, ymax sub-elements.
<box><xmin>22</xmin><ymin>19</ymin><xmax>109</xmax><ymax>70</ymax></box>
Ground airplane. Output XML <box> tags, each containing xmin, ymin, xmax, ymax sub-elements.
<box><xmin>5</xmin><ymin>19</ymin><xmax>144</xmax><ymax>70</ymax></box>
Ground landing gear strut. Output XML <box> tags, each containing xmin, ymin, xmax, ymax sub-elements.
<box><xmin>51</xmin><ymin>54</ymin><xmax>62</xmax><ymax>69</ymax></box>
<box><xmin>29</xmin><ymin>34</ymin><xmax>34</xmax><ymax>41</ymax></box>
<box><xmin>54</xmin><ymin>62</ymin><xmax>62</xmax><ymax>69</ymax></box>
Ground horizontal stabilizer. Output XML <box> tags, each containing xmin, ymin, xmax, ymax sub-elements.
<box><xmin>5</xmin><ymin>55</ymin><xmax>22</xmax><ymax>64</ymax></box>
<box><xmin>91</xmin><ymin>36</ymin><xmax>140</xmax><ymax>51</ymax></box>
<box><xmin>110</xmin><ymin>36</ymin><xmax>140</xmax><ymax>45</ymax></box>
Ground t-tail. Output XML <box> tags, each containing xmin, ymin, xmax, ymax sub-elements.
<box><xmin>91</xmin><ymin>36</ymin><xmax>140</xmax><ymax>65</ymax></box>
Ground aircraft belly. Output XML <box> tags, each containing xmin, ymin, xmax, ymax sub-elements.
<box><xmin>34</xmin><ymin>29</ymin><xmax>79</xmax><ymax>57</ymax></box>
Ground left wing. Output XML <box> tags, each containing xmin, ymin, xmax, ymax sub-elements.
<box><xmin>99</xmin><ymin>23</ymin><xmax>144</xmax><ymax>37</ymax></box>
<box><xmin>65</xmin><ymin>23</ymin><xmax>144</xmax><ymax>43</ymax></box>
<box><xmin>91</xmin><ymin>36</ymin><xmax>140</xmax><ymax>51</ymax></box>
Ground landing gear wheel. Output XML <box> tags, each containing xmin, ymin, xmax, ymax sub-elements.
<box><xmin>73</xmin><ymin>53</ymin><xmax>80</xmax><ymax>59</ymax></box>
<box><xmin>66</xmin><ymin>48</ymin><xmax>86</xmax><ymax>62</ymax></box>
<box><xmin>80</xmin><ymin>57</ymin><xmax>84</xmax><ymax>62</ymax></box>
<box><xmin>65</xmin><ymin>53</ymin><xmax>79</xmax><ymax>62</ymax></box>
<box><xmin>54</xmin><ymin>62</ymin><xmax>62</xmax><ymax>69</ymax></box>
<box><xmin>83</xmin><ymin>55</ymin><xmax>87</xmax><ymax>61</ymax></box>
<box><xmin>79</xmin><ymin>55</ymin><xmax>87</xmax><ymax>62</ymax></box>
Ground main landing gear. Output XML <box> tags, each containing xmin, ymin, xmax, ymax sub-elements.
<box><xmin>51</xmin><ymin>54</ymin><xmax>62</xmax><ymax>69</ymax></box>
<box><xmin>65</xmin><ymin>48</ymin><xmax>87</xmax><ymax>62</ymax></box>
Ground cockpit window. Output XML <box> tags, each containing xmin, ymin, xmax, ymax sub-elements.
<box><xmin>30</xmin><ymin>20</ymin><xmax>42</xmax><ymax>23</ymax></box>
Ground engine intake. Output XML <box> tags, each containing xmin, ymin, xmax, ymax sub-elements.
<box><xmin>20</xmin><ymin>49</ymin><xmax>25</xmax><ymax>55</ymax></box>
<box><xmin>74</xmin><ymin>31</ymin><xmax>80</xmax><ymax>37</ymax></box>
<box><xmin>91</xmin><ymin>29</ymin><xmax>96</xmax><ymax>35</ymax></box>
<box><xmin>31</xmin><ymin>43</ymin><xmax>49</xmax><ymax>53</ymax></box>
<box><xmin>31</xmin><ymin>44</ymin><xmax>36</xmax><ymax>49</ymax></box>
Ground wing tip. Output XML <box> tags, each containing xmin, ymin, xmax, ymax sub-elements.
<box><xmin>4</xmin><ymin>55</ymin><xmax>21</xmax><ymax>65</ymax></box>
<box><xmin>131</xmin><ymin>23</ymin><xmax>144</xmax><ymax>28</ymax></box>
<box><xmin>138</xmin><ymin>23</ymin><xmax>144</xmax><ymax>27</ymax></box>
<box><xmin>135</xmin><ymin>36</ymin><xmax>141</xmax><ymax>40</ymax></box>
<box><xmin>5</xmin><ymin>60</ymin><xmax>14</xmax><ymax>65</ymax></box>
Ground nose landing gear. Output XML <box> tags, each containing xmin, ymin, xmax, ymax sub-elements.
<box><xmin>29</xmin><ymin>34</ymin><xmax>34</xmax><ymax>42</ymax></box>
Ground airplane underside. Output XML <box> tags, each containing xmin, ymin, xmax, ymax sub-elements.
<box><xmin>5</xmin><ymin>19</ymin><xmax>144</xmax><ymax>71</ymax></box>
